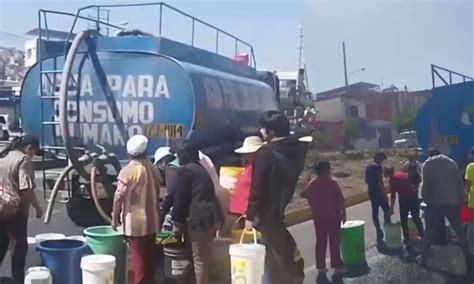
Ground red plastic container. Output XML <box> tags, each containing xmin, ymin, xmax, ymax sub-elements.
<box><xmin>461</xmin><ymin>206</ymin><xmax>473</xmax><ymax>223</ymax></box>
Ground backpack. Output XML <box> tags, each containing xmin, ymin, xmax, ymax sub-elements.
<box><xmin>0</xmin><ymin>188</ymin><xmax>20</xmax><ymax>218</ymax></box>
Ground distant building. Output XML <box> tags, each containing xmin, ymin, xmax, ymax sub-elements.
<box><xmin>313</xmin><ymin>82</ymin><xmax>430</xmax><ymax>149</ymax></box>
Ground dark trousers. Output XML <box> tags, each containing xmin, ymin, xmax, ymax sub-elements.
<box><xmin>0</xmin><ymin>212</ymin><xmax>28</xmax><ymax>284</ymax></box>
<box><xmin>399</xmin><ymin>198</ymin><xmax>424</xmax><ymax>242</ymax></box>
<box><xmin>257</xmin><ymin>219</ymin><xmax>305</xmax><ymax>284</ymax></box>
<box><xmin>422</xmin><ymin>205</ymin><xmax>472</xmax><ymax>267</ymax></box>
<box><xmin>314</xmin><ymin>220</ymin><xmax>343</xmax><ymax>269</ymax></box>
<box><xmin>129</xmin><ymin>234</ymin><xmax>157</xmax><ymax>284</ymax></box>
<box><xmin>369</xmin><ymin>195</ymin><xmax>390</xmax><ymax>237</ymax></box>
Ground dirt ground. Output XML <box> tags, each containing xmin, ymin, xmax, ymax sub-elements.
<box><xmin>286</xmin><ymin>148</ymin><xmax>418</xmax><ymax>213</ymax></box>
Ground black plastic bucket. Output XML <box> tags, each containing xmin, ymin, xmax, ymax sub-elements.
<box><xmin>163</xmin><ymin>242</ymin><xmax>192</xmax><ymax>280</ymax></box>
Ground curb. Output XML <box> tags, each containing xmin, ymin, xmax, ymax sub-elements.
<box><xmin>285</xmin><ymin>192</ymin><xmax>370</xmax><ymax>227</ymax></box>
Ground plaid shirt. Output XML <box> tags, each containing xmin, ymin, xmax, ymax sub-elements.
<box><xmin>113</xmin><ymin>159</ymin><xmax>162</xmax><ymax>237</ymax></box>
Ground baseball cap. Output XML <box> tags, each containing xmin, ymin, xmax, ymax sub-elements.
<box><xmin>126</xmin><ymin>135</ymin><xmax>148</xmax><ymax>156</ymax></box>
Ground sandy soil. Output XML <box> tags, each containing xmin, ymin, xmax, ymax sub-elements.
<box><xmin>286</xmin><ymin>148</ymin><xmax>416</xmax><ymax>213</ymax></box>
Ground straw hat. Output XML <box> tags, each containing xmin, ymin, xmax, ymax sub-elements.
<box><xmin>235</xmin><ymin>136</ymin><xmax>264</xmax><ymax>154</ymax></box>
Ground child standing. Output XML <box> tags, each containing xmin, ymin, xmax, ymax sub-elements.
<box><xmin>306</xmin><ymin>161</ymin><xmax>346</xmax><ymax>279</ymax></box>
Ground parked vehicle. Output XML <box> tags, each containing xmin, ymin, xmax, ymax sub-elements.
<box><xmin>394</xmin><ymin>131</ymin><xmax>418</xmax><ymax>148</ymax></box>
<box><xmin>0</xmin><ymin>114</ymin><xmax>10</xmax><ymax>141</ymax></box>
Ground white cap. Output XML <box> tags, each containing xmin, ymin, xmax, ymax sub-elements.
<box><xmin>127</xmin><ymin>135</ymin><xmax>148</xmax><ymax>156</ymax></box>
<box><xmin>235</xmin><ymin>136</ymin><xmax>264</xmax><ymax>154</ymax></box>
<box><xmin>154</xmin><ymin>146</ymin><xmax>173</xmax><ymax>164</ymax></box>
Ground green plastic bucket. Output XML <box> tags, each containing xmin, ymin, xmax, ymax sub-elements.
<box><xmin>340</xmin><ymin>220</ymin><xmax>366</xmax><ymax>266</ymax></box>
<box><xmin>84</xmin><ymin>226</ymin><xmax>127</xmax><ymax>284</ymax></box>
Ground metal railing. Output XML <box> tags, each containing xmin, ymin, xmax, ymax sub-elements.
<box><xmin>431</xmin><ymin>64</ymin><xmax>473</xmax><ymax>88</ymax></box>
<box><xmin>41</xmin><ymin>2</ymin><xmax>256</xmax><ymax>68</ymax></box>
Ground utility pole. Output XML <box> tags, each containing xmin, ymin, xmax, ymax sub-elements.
<box><xmin>343</xmin><ymin>41</ymin><xmax>348</xmax><ymax>86</ymax></box>
<box><xmin>298</xmin><ymin>23</ymin><xmax>303</xmax><ymax>68</ymax></box>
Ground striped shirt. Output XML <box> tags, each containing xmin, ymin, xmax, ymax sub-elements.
<box><xmin>113</xmin><ymin>159</ymin><xmax>162</xmax><ymax>237</ymax></box>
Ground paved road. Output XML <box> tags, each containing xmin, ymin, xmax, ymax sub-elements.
<box><xmin>1</xmin><ymin>175</ymin><xmax>472</xmax><ymax>283</ymax></box>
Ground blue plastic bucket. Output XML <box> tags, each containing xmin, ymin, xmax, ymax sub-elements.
<box><xmin>37</xmin><ymin>239</ymin><xmax>90</xmax><ymax>284</ymax></box>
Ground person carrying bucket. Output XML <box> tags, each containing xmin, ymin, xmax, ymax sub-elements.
<box><xmin>384</xmin><ymin>165</ymin><xmax>424</xmax><ymax>244</ymax></box>
<box><xmin>244</xmin><ymin>111</ymin><xmax>306</xmax><ymax>284</ymax></box>
<box><xmin>0</xmin><ymin>135</ymin><xmax>44</xmax><ymax>283</ymax></box>
<box><xmin>365</xmin><ymin>152</ymin><xmax>391</xmax><ymax>242</ymax></box>
<box><xmin>228</xmin><ymin>136</ymin><xmax>264</xmax><ymax>216</ymax></box>
<box><xmin>306</xmin><ymin>161</ymin><xmax>347</xmax><ymax>282</ymax></box>
<box><xmin>172</xmin><ymin>142</ymin><xmax>224</xmax><ymax>284</ymax></box>
<box><xmin>111</xmin><ymin>135</ymin><xmax>163</xmax><ymax>284</ymax></box>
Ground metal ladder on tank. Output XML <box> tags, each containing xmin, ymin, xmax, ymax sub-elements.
<box><xmin>36</xmin><ymin>10</ymin><xmax>95</xmax><ymax>204</ymax></box>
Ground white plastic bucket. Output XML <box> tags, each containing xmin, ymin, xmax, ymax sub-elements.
<box><xmin>24</xmin><ymin>266</ymin><xmax>52</xmax><ymax>284</ymax></box>
<box><xmin>384</xmin><ymin>222</ymin><xmax>402</xmax><ymax>249</ymax></box>
<box><xmin>66</xmin><ymin>235</ymin><xmax>86</xmax><ymax>242</ymax></box>
<box><xmin>81</xmin><ymin>254</ymin><xmax>116</xmax><ymax>284</ymax></box>
<box><xmin>35</xmin><ymin>233</ymin><xmax>66</xmax><ymax>244</ymax></box>
<box><xmin>26</xmin><ymin>237</ymin><xmax>40</xmax><ymax>267</ymax></box>
<box><xmin>229</xmin><ymin>229</ymin><xmax>265</xmax><ymax>284</ymax></box>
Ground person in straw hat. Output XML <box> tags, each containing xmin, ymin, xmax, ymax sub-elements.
<box><xmin>228</xmin><ymin>136</ymin><xmax>265</xmax><ymax>216</ymax></box>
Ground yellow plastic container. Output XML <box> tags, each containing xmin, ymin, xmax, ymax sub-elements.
<box><xmin>219</xmin><ymin>167</ymin><xmax>245</xmax><ymax>193</ymax></box>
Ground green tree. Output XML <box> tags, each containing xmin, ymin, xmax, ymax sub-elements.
<box><xmin>395</xmin><ymin>110</ymin><xmax>417</xmax><ymax>132</ymax></box>
<box><xmin>344</xmin><ymin>119</ymin><xmax>361</xmax><ymax>149</ymax></box>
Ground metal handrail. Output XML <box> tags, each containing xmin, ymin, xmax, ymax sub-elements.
<box><xmin>431</xmin><ymin>64</ymin><xmax>473</xmax><ymax>88</ymax></box>
<box><xmin>60</xmin><ymin>2</ymin><xmax>256</xmax><ymax>67</ymax></box>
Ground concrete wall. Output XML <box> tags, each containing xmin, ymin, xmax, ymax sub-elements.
<box><xmin>314</xmin><ymin>97</ymin><xmax>345</xmax><ymax>122</ymax></box>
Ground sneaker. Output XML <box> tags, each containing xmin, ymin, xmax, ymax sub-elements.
<box><xmin>416</xmin><ymin>255</ymin><xmax>426</xmax><ymax>266</ymax></box>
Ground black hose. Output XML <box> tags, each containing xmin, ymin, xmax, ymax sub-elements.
<box><xmin>59</xmin><ymin>30</ymin><xmax>93</xmax><ymax>180</ymax></box>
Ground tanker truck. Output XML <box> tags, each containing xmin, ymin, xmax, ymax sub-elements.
<box><xmin>20</xmin><ymin>3</ymin><xmax>309</xmax><ymax>227</ymax></box>
<box><xmin>416</xmin><ymin>65</ymin><xmax>474</xmax><ymax>165</ymax></box>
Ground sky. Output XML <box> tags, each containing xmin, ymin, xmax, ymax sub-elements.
<box><xmin>0</xmin><ymin>0</ymin><xmax>472</xmax><ymax>92</ymax></box>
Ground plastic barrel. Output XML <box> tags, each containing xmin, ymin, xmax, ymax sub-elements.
<box><xmin>384</xmin><ymin>222</ymin><xmax>402</xmax><ymax>249</ymax></box>
<box><xmin>84</xmin><ymin>226</ymin><xmax>127</xmax><ymax>284</ymax></box>
<box><xmin>340</xmin><ymin>220</ymin><xmax>366</xmax><ymax>266</ymax></box>
<box><xmin>37</xmin><ymin>239</ymin><xmax>89</xmax><ymax>284</ymax></box>
<box><xmin>81</xmin><ymin>254</ymin><xmax>116</xmax><ymax>284</ymax></box>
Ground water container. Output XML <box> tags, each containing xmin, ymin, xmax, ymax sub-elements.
<box><xmin>67</xmin><ymin>236</ymin><xmax>87</xmax><ymax>242</ymax></box>
<box><xmin>229</xmin><ymin>229</ymin><xmax>266</xmax><ymax>284</ymax></box>
<box><xmin>84</xmin><ymin>226</ymin><xmax>127</xmax><ymax>284</ymax></box>
<box><xmin>34</xmin><ymin>234</ymin><xmax>66</xmax><ymax>267</ymax></box>
<box><xmin>81</xmin><ymin>254</ymin><xmax>115</xmax><ymax>284</ymax></box>
<box><xmin>384</xmin><ymin>222</ymin><xmax>402</xmax><ymax>249</ymax></box>
<box><xmin>163</xmin><ymin>241</ymin><xmax>192</xmax><ymax>280</ymax></box>
<box><xmin>35</xmin><ymin>233</ymin><xmax>66</xmax><ymax>244</ymax></box>
<box><xmin>24</xmin><ymin>267</ymin><xmax>52</xmax><ymax>284</ymax></box>
<box><xmin>340</xmin><ymin>220</ymin><xmax>366</xmax><ymax>266</ymax></box>
<box><xmin>219</xmin><ymin>167</ymin><xmax>245</xmax><ymax>193</ymax></box>
<box><xmin>37</xmin><ymin>239</ymin><xmax>89</xmax><ymax>284</ymax></box>
<box><xmin>27</xmin><ymin>237</ymin><xmax>39</xmax><ymax>268</ymax></box>
<box><xmin>407</xmin><ymin>214</ymin><xmax>420</xmax><ymax>240</ymax></box>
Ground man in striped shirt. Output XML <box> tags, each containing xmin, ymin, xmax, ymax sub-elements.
<box><xmin>112</xmin><ymin>135</ymin><xmax>162</xmax><ymax>284</ymax></box>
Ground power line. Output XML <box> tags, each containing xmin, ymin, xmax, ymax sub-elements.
<box><xmin>0</xmin><ymin>31</ymin><xmax>28</xmax><ymax>40</ymax></box>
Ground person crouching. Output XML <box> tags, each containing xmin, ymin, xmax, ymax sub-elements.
<box><xmin>112</xmin><ymin>135</ymin><xmax>163</xmax><ymax>284</ymax></box>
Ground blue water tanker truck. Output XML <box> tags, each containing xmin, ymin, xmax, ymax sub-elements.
<box><xmin>416</xmin><ymin>65</ymin><xmax>474</xmax><ymax>165</ymax></box>
<box><xmin>19</xmin><ymin>3</ymin><xmax>310</xmax><ymax>227</ymax></box>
